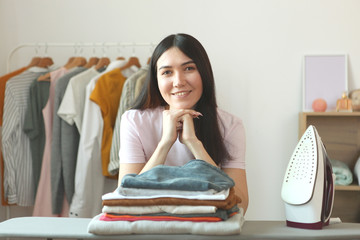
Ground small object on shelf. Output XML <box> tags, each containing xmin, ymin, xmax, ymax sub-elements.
<box><xmin>312</xmin><ymin>98</ymin><xmax>327</xmax><ymax>112</ymax></box>
<box><xmin>349</xmin><ymin>89</ymin><xmax>360</xmax><ymax>112</ymax></box>
<box><xmin>336</xmin><ymin>92</ymin><xmax>352</xmax><ymax>112</ymax></box>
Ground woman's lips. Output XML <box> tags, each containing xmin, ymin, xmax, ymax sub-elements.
<box><xmin>172</xmin><ymin>90</ymin><xmax>191</xmax><ymax>97</ymax></box>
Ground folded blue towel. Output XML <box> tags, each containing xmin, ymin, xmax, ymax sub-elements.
<box><xmin>121</xmin><ymin>159</ymin><xmax>235</xmax><ymax>191</ymax></box>
<box><xmin>330</xmin><ymin>159</ymin><xmax>353</xmax><ymax>185</ymax></box>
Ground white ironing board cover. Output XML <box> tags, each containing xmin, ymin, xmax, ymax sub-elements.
<box><xmin>1</xmin><ymin>217</ymin><xmax>360</xmax><ymax>239</ymax></box>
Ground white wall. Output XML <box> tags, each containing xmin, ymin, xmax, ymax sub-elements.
<box><xmin>1</xmin><ymin>0</ymin><xmax>360</xmax><ymax>221</ymax></box>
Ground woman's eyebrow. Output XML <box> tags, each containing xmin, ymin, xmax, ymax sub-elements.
<box><xmin>181</xmin><ymin>60</ymin><xmax>195</xmax><ymax>66</ymax></box>
<box><xmin>158</xmin><ymin>60</ymin><xmax>195</xmax><ymax>71</ymax></box>
<box><xmin>158</xmin><ymin>65</ymin><xmax>171</xmax><ymax>70</ymax></box>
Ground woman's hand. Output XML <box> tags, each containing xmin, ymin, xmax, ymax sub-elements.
<box><xmin>178</xmin><ymin>113</ymin><xmax>199</xmax><ymax>146</ymax></box>
<box><xmin>161</xmin><ymin>109</ymin><xmax>202</xmax><ymax>146</ymax></box>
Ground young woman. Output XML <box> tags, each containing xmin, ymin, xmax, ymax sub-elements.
<box><xmin>118</xmin><ymin>33</ymin><xmax>248</xmax><ymax>213</ymax></box>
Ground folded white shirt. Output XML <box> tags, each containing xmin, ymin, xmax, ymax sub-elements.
<box><xmin>102</xmin><ymin>187</ymin><xmax>229</xmax><ymax>200</ymax></box>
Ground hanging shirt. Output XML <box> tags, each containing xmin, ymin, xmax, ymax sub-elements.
<box><xmin>69</xmin><ymin>60</ymin><xmax>127</xmax><ymax>218</ymax></box>
<box><xmin>51</xmin><ymin>67</ymin><xmax>87</xmax><ymax>214</ymax></box>
<box><xmin>2</xmin><ymin>67</ymin><xmax>49</xmax><ymax>206</ymax></box>
<box><xmin>0</xmin><ymin>67</ymin><xmax>28</xmax><ymax>206</ymax></box>
<box><xmin>0</xmin><ymin>67</ymin><xmax>28</xmax><ymax>125</ymax></box>
<box><xmin>23</xmin><ymin>79</ymin><xmax>50</xmax><ymax>197</ymax></box>
<box><xmin>108</xmin><ymin>66</ymin><xmax>148</xmax><ymax>175</ymax></box>
<box><xmin>90</xmin><ymin>68</ymin><xmax>126</xmax><ymax>177</ymax></box>
<box><xmin>33</xmin><ymin>67</ymin><xmax>70</xmax><ymax>216</ymax></box>
<box><xmin>57</xmin><ymin>67</ymin><xmax>101</xmax><ymax>133</ymax></box>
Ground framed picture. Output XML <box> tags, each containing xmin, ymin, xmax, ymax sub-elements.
<box><xmin>303</xmin><ymin>54</ymin><xmax>348</xmax><ymax>111</ymax></box>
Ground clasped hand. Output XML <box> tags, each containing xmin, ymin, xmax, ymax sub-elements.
<box><xmin>161</xmin><ymin>109</ymin><xmax>202</xmax><ymax>147</ymax></box>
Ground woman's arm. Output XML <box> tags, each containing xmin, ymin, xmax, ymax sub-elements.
<box><xmin>179</xmin><ymin>113</ymin><xmax>217</xmax><ymax>167</ymax></box>
<box><xmin>118</xmin><ymin>163</ymin><xmax>144</xmax><ymax>186</ymax></box>
<box><xmin>223</xmin><ymin>168</ymin><xmax>249</xmax><ymax>214</ymax></box>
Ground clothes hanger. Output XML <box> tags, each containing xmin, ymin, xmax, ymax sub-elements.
<box><xmin>64</xmin><ymin>45</ymin><xmax>87</xmax><ymax>69</ymax></box>
<box><xmin>64</xmin><ymin>57</ymin><xmax>87</xmax><ymax>70</ymax></box>
<box><xmin>94</xmin><ymin>44</ymin><xmax>111</xmax><ymax>70</ymax></box>
<box><xmin>83</xmin><ymin>57</ymin><xmax>99</xmax><ymax>68</ymax></box>
<box><xmin>95</xmin><ymin>57</ymin><xmax>110</xmax><ymax>70</ymax></box>
<box><xmin>119</xmin><ymin>56</ymin><xmax>141</xmax><ymax>71</ymax></box>
<box><xmin>37</xmin><ymin>57</ymin><xmax>54</xmax><ymax>68</ymax></box>
<box><xmin>27</xmin><ymin>57</ymin><xmax>41</xmax><ymax>68</ymax></box>
<box><xmin>119</xmin><ymin>45</ymin><xmax>142</xmax><ymax>71</ymax></box>
<box><xmin>116</xmin><ymin>44</ymin><xmax>125</xmax><ymax>61</ymax></box>
<box><xmin>63</xmin><ymin>57</ymin><xmax>75</xmax><ymax>69</ymax></box>
<box><xmin>36</xmin><ymin>44</ymin><xmax>54</xmax><ymax>68</ymax></box>
<box><xmin>37</xmin><ymin>44</ymin><xmax>54</xmax><ymax>81</ymax></box>
<box><xmin>36</xmin><ymin>57</ymin><xmax>55</xmax><ymax>81</ymax></box>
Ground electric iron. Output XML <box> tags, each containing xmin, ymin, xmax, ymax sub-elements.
<box><xmin>281</xmin><ymin>125</ymin><xmax>335</xmax><ymax>229</ymax></box>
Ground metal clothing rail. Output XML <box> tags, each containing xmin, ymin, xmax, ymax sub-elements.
<box><xmin>7</xmin><ymin>41</ymin><xmax>155</xmax><ymax>72</ymax></box>
<box><xmin>4</xmin><ymin>41</ymin><xmax>154</xmax><ymax>222</ymax></box>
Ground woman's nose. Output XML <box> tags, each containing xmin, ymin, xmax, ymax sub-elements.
<box><xmin>173</xmin><ymin>72</ymin><xmax>186</xmax><ymax>87</ymax></box>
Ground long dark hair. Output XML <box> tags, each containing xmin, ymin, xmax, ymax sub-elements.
<box><xmin>132</xmin><ymin>33</ymin><xmax>230</xmax><ymax>166</ymax></box>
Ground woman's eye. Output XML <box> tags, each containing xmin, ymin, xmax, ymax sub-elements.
<box><xmin>185</xmin><ymin>65</ymin><xmax>196</xmax><ymax>71</ymax></box>
<box><xmin>162</xmin><ymin>70</ymin><xmax>172</xmax><ymax>75</ymax></box>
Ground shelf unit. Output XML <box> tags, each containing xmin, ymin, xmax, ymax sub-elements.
<box><xmin>299</xmin><ymin>112</ymin><xmax>360</xmax><ymax>222</ymax></box>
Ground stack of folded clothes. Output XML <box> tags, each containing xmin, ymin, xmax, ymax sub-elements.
<box><xmin>87</xmin><ymin>159</ymin><xmax>244</xmax><ymax>235</ymax></box>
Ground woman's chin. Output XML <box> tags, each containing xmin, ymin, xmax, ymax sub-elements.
<box><xmin>169</xmin><ymin>104</ymin><xmax>195</xmax><ymax>110</ymax></box>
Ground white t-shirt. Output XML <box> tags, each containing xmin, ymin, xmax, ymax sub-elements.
<box><xmin>119</xmin><ymin>106</ymin><xmax>246</xmax><ymax>169</ymax></box>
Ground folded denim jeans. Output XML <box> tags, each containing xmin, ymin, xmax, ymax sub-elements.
<box><xmin>121</xmin><ymin>159</ymin><xmax>235</xmax><ymax>191</ymax></box>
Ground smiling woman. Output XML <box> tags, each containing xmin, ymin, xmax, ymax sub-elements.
<box><xmin>118</xmin><ymin>33</ymin><xmax>248</xmax><ymax>214</ymax></box>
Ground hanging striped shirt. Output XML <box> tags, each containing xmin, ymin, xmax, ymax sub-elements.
<box><xmin>2</xmin><ymin>67</ymin><xmax>49</xmax><ymax>206</ymax></box>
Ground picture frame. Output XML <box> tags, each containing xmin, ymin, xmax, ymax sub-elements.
<box><xmin>302</xmin><ymin>54</ymin><xmax>348</xmax><ymax>111</ymax></box>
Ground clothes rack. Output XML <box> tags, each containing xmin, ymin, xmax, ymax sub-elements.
<box><xmin>3</xmin><ymin>41</ymin><xmax>154</xmax><ymax>222</ymax></box>
<box><xmin>7</xmin><ymin>42</ymin><xmax>155</xmax><ymax>72</ymax></box>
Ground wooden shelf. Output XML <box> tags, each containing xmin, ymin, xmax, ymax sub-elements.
<box><xmin>301</xmin><ymin>111</ymin><xmax>360</xmax><ymax>116</ymax></box>
<box><xmin>335</xmin><ymin>185</ymin><xmax>360</xmax><ymax>191</ymax></box>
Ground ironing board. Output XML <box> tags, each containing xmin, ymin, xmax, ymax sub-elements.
<box><xmin>1</xmin><ymin>217</ymin><xmax>360</xmax><ymax>240</ymax></box>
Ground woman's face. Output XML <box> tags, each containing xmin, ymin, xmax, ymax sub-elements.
<box><xmin>156</xmin><ymin>47</ymin><xmax>203</xmax><ymax>110</ymax></box>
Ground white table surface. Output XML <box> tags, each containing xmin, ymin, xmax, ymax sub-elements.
<box><xmin>0</xmin><ymin>217</ymin><xmax>360</xmax><ymax>240</ymax></box>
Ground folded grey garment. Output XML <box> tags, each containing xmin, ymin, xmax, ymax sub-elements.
<box><xmin>102</xmin><ymin>205</ymin><xmax>218</xmax><ymax>215</ymax></box>
<box><xmin>355</xmin><ymin>156</ymin><xmax>360</xmax><ymax>185</ymax></box>
<box><xmin>121</xmin><ymin>159</ymin><xmax>234</xmax><ymax>191</ymax></box>
<box><xmin>87</xmin><ymin>209</ymin><xmax>244</xmax><ymax>236</ymax></box>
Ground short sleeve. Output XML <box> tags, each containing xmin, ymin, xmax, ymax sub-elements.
<box><xmin>57</xmin><ymin>80</ymin><xmax>76</xmax><ymax>125</ymax></box>
<box><xmin>219</xmin><ymin>111</ymin><xmax>246</xmax><ymax>169</ymax></box>
<box><xmin>119</xmin><ymin>110</ymin><xmax>147</xmax><ymax>164</ymax></box>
